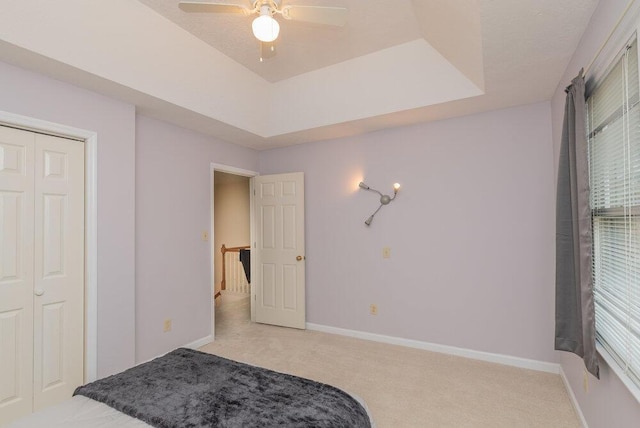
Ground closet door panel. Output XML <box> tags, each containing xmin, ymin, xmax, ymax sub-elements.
<box><xmin>0</xmin><ymin>126</ymin><xmax>35</xmax><ymax>425</ymax></box>
<box><xmin>33</xmin><ymin>134</ymin><xmax>84</xmax><ymax>411</ymax></box>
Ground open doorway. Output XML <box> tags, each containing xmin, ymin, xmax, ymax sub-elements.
<box><xmin>213</xmin><ymin>170</ymin><xmax>252</xmax><ymax>336</ymax></box>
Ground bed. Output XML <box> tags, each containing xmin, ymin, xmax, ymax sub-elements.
<box><xmin>7</xmin><ymin>348</ymin><xmax>374</xmax><ymax>428</ymax></box>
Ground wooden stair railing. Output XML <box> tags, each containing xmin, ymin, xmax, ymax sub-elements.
<box><xmin>215</xmin><ymin>244</ymin><xmax>250</xmax><ymax>300</ymax></box>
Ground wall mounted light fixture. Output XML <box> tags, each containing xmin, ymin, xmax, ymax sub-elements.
<box><xmin>359</xmin><ymin>181</ymin><xmax>400</xmax><ymax>226</ymax></box>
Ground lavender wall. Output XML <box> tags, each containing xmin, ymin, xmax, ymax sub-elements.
<box><xmin>551</xmin><ymin>0</ymin><xmax>640</xmax><ymax>425</ymax></box>
<box><xmin>135</xmin><ymin>116</ymin><xmax>257</xmax><ymax>363</ymax></box>
<box><xmin>0</xmin><ymin>59</ymin><xmax>260</xmax><ymax>376</ymax></box>
<box><xmin>0</xmin><ymin>61</ymin><xmax>136</xmax><ymax>378</ymax></box>
<box><xmin>259</xmin><ymin>102</ymin><xmax>557</xmax><ymax>363</ymax></box>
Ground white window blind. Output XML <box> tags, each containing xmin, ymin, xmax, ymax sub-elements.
<box><xmin>587</xmin><ymin>37</ymin><xmax>640</xmax><ymax>389</ymax></box>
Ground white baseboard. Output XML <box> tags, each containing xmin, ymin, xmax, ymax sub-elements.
<box><xmin>559</xmin><ymin>366</ymin><xmax>589</xmax><ymax>428</ymax></box>
<box><xmin>306</xmin><ymin>323</ymin><xmax>560</xmax><ymax>374</ymax></box>
<box><xmin>184</xmin><ymin>335</ymin><xmax>214</xmax><ymax>350</ymax></box>
<box><xmin>136</xmin><ymin>335</ymin><xmax>214</xmax><ymax>368</ymax></box>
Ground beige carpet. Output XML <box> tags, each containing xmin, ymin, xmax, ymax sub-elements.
<box><xmin>202</xmin><ymin>292</ymin><xmax>580</xmax><ymax>427</ymax></box>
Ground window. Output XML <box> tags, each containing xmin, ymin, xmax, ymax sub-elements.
<box><xmin>587</xmin><ymin>37</ymin><xmax>640</xmax><ymax>389</ymax></box>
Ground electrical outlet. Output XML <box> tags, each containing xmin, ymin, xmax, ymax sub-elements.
<box><xmin>202</xmin><ymin>231</ymin><xmax>209</xmax><ymax>242</ymax></box>
<box><xmin>163</xmin><ymin>319</ymin><xmax>172</xmax><ymax>333</ymax></box>
<box><xmin>370</xmin><ymin>304</ymin><xmax>378</xmax><ymax>315</ymax></box>
<box><xmin>383</xmin><ymin>247</ymin><xmax>391</xmax><ymax>258</ymax></box>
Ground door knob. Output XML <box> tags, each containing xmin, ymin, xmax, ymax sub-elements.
<box><xmin>34</xmin><ymin>288</ymin><xmax>45</xmax><ymax>296</ymax></box>
<box><xmin>296</xmin><ymin>255</ymin><xmax>303</xmax><ymax>261</ymax></box>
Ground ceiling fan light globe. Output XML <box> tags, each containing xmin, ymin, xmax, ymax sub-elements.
<box><xmin>252</xmin><ymin>15</ymin><xmax>280</xmax><ymax>42</ymax></box>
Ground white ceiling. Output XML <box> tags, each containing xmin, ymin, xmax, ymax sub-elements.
<box><xmin>0</xmin><ymin>0</ymin><xmax>599</xmax><ymax>150</ymax></box>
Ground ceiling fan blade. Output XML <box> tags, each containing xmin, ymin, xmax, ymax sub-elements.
<box><xmin>281</xmin><ymin>5</ymin><xmax>348</xmax><ymax>27</ymax></box>
<box><xmin>178</xmin><ymin>1</ymin><xmax>250</xmax><ymax>15</ymax></box>
<box><xmin>260</xmin><ymin>41</ymin><xmax>277</xmax><ymax>61</ymax></box>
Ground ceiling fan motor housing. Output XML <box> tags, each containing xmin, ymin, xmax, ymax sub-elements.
<box><xmin>254</xmin><ymin>0</ymin><xmax>281</xmax><ymax>15</ymax></box>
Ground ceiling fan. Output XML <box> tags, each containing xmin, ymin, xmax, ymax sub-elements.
<box><xmin>178</xmin><ymin>1</ymin><xmax>348</xmax><ymax>61</ymax></box>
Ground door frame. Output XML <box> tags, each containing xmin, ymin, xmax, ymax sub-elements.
<box><xmin>210</xmin><ymin>163</ymin><xmax>257</xmax><ymax>338</ymax></box>
<box><xmin>0</xmin><ymin>110</ymin><xmax>98</xmax><ymax>382</ymax></box>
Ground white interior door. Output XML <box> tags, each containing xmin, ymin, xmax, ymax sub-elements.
<box><xmin>0</xmin><ymin>127</ymin><xmax>84</xmax><ymax>424</ymax></box>
<box><xmin>32</xmin><ymin>133</ymin><xmax>84</xmax><ymax>411</ymax></box>
<box><xmin>254</xmin><ymin>173</ymin><xmax>305</xmax><ymax>329</ymax></box>
<box><xmin>0</xmin><ymin>126</ymin><xmax>35</xmax><ymax>423</ymax></box>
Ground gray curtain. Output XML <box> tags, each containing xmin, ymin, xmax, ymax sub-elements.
<box><xmin>555</xmin><ymin>70</ymin><xmax>599</xmax><ymax>378</ymax></box>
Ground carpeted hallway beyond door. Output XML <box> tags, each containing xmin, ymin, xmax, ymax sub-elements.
<box><xmin>202</xmin><ymin>292</ymin><xmax>580</xmax><ymax>427</ymax></box>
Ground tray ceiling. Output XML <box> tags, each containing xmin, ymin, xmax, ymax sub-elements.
<box><xmin>0</xmin><ymin>0</ymin><xmax>599</xmax><ymax>149</ymax></box>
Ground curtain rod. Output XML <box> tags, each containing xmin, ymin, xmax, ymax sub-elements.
<box><xmin>584</xmin><ymin>0</ymin><xmax>637</xmax><ymax>76</ymax></box>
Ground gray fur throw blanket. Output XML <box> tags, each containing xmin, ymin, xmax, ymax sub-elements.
<box><xmin>74</xmin><ymin>348</ymin><xmax>372</xmax><ymax>428</ymax></box>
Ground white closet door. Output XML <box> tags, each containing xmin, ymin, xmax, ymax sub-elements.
<box><xmin>0</xmin><ymin>126</ymin><xmax>35</xmax><ymax>424</ymax></box>
<box><xmin>32</xmin><ymin>133</ymin><xmax>84</xmax><ymax>411</ymax></box>
<box><xmin>0</xmin><ymin>126</ymin><xmax>84</xmax><ymax>425</ymax></box>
